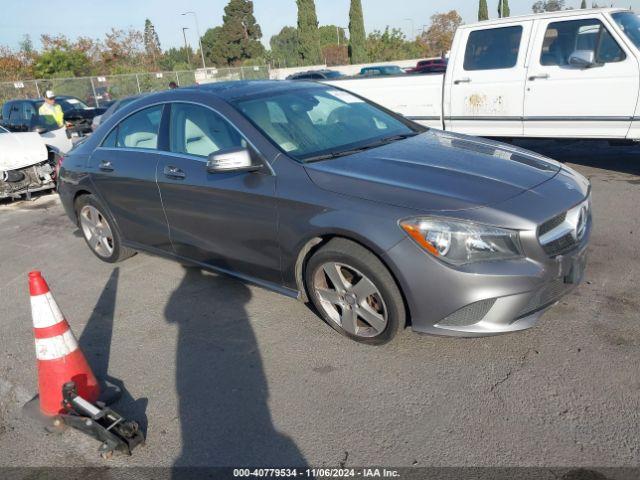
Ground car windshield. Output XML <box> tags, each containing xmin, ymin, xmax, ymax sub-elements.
<box><xmin>612</xmin><ymin>12</ymin><xmax>640</xmax><ymax>49</ymax></box>
<box><xmin>323</xmin><ymin>71</ymin><xmax>343</xmax><ymax>79</ymax></box>
<box><xmin>234</xmin><ymin>87</ymin><xmax>423</xmax><ymax>162</ymax></box>
<box><xmin>58</xmin><ymin>98</ymin><xmax>89</xmax><ymax>112</ymax></box>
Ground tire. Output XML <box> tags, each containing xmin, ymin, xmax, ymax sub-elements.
<box><xmin>75</xmin><ymin>194</ymin><xmax>135</xmax><ymax>263</ymax></box>
<box><xmin>305</xmin><ymin>238</ymin><xmax>406</xmax><ymax>345</ymax></box>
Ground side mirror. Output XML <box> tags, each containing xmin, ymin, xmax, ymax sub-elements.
<box><xmin>568</xmin><ymin>50</ymin><xmax>597</xmax><ymax>68</ymax></box>
<box><xmin>206</xmin><ymin>148</ymin><xmax>261</xmax><ymax>173</ymax></box>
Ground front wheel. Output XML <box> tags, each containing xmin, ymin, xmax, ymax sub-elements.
<box><xmin>305</xmin><ymin>238</ymin><xmax>406</xmax><ymax>345</ymax></box>
<box><xmin>75</xmin><ymin>194</ymin><xmax>135</xmax><ymax>263</ymax></box>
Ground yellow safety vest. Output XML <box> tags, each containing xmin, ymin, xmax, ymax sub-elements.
<box><xmin>38</xmin><ymin>103</ymin><xmax>65</xmax><ymax>129</ymax></box>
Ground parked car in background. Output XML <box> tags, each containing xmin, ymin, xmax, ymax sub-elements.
<box><xmin>91</xmin><ymin>95</ymin><xmax>144</xmax><ymax>132</ymax></box>
<box><xmin>0</xmin><ymin>126</ymin><xmax>61</xmax><ymax>199</ymax></box>
<box><xmin>287</xmin><ymin>70</ymin><xmax>345</xmax><ymax>80</ymax></box>
<box><xmin>55</xmin><ymin>95</ymin><xmax>107</xmax><ymax>135</ymax></box>
<box><xmin>406</xmin><ymin>58</ymin><xmax>448</xmax><ymax>74</ymax></box>
<box><xmin>359</xmin><ymin>65</ymin><xmax>405</xmax><ymax>76</ymax></box>
<box><xmin>328</xmin><ymin>8</ymin><xmax>640</xmax><ymax>142</ymax></box>
<box><xmin>0</xmin><ymin>99</ymin><xmax>73</xmax><ymax>153</ymax></box>
<box><xmin>86</xmin><ymin>86</ymin><xmax>113</xmax><ymax>108</ymax></box>
<box><xmin>58</xmin><ymin>80</ymin><xmax>591</xmax><ymax>344</ymax></box>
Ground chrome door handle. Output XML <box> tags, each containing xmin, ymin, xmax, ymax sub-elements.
<box><xmin>99</xmin><ymin>161</ymin><xmax>113</xmax><ymax>171</ymax></box>
<box><xmin>528</xmin><ymin>73</ymin><xmax>550</xmax><ymax>81</ymax></box>
<box><xmin>454</xmin><ymin>77</ymin><xmax>471</xmax><ymax>85</ymax></box>
<box><xmin>163</xmin><ymin>165</ymin><xmax>186</xmax><ymax>179</ymax></box>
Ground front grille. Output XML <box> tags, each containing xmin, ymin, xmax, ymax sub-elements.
<box><xmin>538</xmin><ymin>212</ymin><xmax>566</xmax><ymax>237</ymax></box>
<box><xmin>517</xmin><ymin>278</ymin><xmax>568</xmax><ymax>319</ymax></box>
<box><xmin>542</xmin><ymin>232</ymin><xmax>577</xmax><ymax>256</ymax></box>
<box><xmin>437</xmin><ymin>298</ymin><xmax>496</xmax><ymax>327</ymax></box>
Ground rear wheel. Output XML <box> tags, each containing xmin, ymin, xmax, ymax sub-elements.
<box><xmin>305</xmin><ymin>238</ymin><xmax>405</xmax><ymax>345</ymax></box>
<box><xmin>75</xmin><ymin>194</ymin><xmax>135</xmax><ymax>263</ymax></box>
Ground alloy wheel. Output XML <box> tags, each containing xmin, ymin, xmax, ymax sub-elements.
<box><xmin>79</xmin><ymin>205</ymin><xmax>114</xmax><ymax>258</ymax></box>
<box><xmin>312</xmin><ymin>262</ymin><xmax>388</xmax><ymax>338</ymax></box>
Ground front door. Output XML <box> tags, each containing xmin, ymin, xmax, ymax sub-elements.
<box><xmin>523</xmin><ymin>15</ymin><xmax>639</xmax><ymax>138</ymax></box>
<box><xmin>89</xmin><ymin>104</ymin><xmax>171</xmax><ymax>251</ymax></box>
<box><xmin>156</xmin><ymin>102</ymin><xmax>280</xmax><ymax>285</ymax></box>
<box><xmin>448</xmin><ymin>21</ymin><xmax>532</xmax><ymax>137</ymax></box>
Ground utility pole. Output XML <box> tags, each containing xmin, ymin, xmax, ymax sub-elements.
<box><xmin>404</xmin><ymin>18</ymin><xmax>415</xmax><ymax>40</ymax></box>
<box><xmin>182</xmin><ymin>27</ymin><xmax>191</xmax><ymax>65</ymax></box>
<box><xmin>498</xmin><ymin>0</ymin><xmax>503</xmax><ymax>18</ymax></box>
<box><xmin>182</xmin><ymin>11</ymin><xmax>206</xmax><ymax>69</ymax></box>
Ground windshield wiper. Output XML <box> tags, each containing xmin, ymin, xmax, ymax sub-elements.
<box><xmin>305</xmin><ymin>132</ymin><xmax>420</xmax><ymax>162</ymax></box>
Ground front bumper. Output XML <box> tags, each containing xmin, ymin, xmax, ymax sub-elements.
<box><xmin>383</xmin><ymin>233</ymin><xmax>589</xmax><ymax>338</ymax></box>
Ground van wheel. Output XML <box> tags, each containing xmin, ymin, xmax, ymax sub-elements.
<box><xmin>305</xmin><ymin>238</ymin><xmax>405</xmax><ymax>345</ymax></box>
<box><xmin>75</xmin><ymin>194</ymin><xmax>135</xmax><ymax>263</ymax></box>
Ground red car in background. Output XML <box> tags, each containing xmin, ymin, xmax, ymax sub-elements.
<box><xmin>406</xmin><ymin>58</ymin><xmax>448</xmax><ymax>74</ymax></box>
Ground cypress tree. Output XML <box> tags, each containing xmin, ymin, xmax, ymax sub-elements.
<box><xmin>581</xmin><ymin>0</ymin><xmax>587</xmax><ymax>7</ymax></box>
<box><xmin>348</xmin><ymin>0</ymin><xmax>368</xmax><ymax>64</ymax></box>
<box><xmin>497</xmin><ymin>0</ymin><xmax>510</xmax><ymax>18</ymax></box>
<box><xmin>478</xmin><ymin>0</ymin><xmax>489</xmax><ymax>21</ymax></box>
<box><xmin>218</xmin><ymin>0</ymin><xmax>265</xmax><ymax>65</ymax></box>
<box><xmin>143</xmin><ymin>19</ymin><xmax>162</xmax><ymax>61</ymax></box>
<box><xmin>296</xmin><ymin>0</ymin><xmax>322</xmax><ymax>65</ymax></box>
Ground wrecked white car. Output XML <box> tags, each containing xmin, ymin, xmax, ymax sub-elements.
<box><xmin>0</xmin><ymin>126</ymin><xmax>60</xmax><ymax>200</ymax></box>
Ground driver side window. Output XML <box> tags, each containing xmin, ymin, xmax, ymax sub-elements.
<box><xmin>169</xmin><ymin>103</ymin><xmax>245</xmax><ymax>158</ymax></box>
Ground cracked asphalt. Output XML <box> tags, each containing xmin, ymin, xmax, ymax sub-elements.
<box><xmin>0</xmin><ymin>140</ymin><xmax>638</xmax><ymax>470</ymax></box>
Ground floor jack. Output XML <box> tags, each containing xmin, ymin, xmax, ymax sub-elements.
<box><xmin>51</xmin><ymin>381</ymin><xmax>145</xmax><ymax>458</ymax></box>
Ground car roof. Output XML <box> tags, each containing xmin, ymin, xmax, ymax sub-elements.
<box><xmin>179</xmin><ymin>80</ymin><xmax>325</xmax><ymax>101</ymax></box>
<box><xmin>461</xmin><ymin>7</ymin><xmax>629</xmax><ymax>29</ymax></box>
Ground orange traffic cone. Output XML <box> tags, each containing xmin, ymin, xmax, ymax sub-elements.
<box><xmin>29</xmin><ymin>271</ymin><xmax>100</xmax><ymax>416</ymax></box>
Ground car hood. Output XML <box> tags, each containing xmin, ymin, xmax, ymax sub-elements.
<box><xmin>0</xmin><ymin>131</ymin><xmax>48</xmax><ymax>171</ymax></box>
<box><xmin>304</xmin><ymin>130</ymin><xmax>562</xmax><ymax>212</ymax></box>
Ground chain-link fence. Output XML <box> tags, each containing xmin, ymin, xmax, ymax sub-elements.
<box><xmin>0</xmin><ymin>66</ymin><xmax>270</xmax><ymax>109</ymax></box>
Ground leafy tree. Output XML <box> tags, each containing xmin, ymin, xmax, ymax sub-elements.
<box><xmin>419</xmin><ymin>11</ymin><xmax>463</xmax><ymax>57</ymax></box>
<box><xmin>270</xmin><ymin>26</ymin><xmax>300</xmax><ymax>67</ymax></box>
<box><xmin>33</xmin><ymin>35</ymin><xmax>93</xmax><ymax>78</ymax></box>
<box><xmin>143</xmin><ymin>18</ymin><xmax>162</xmax><ymax>66</ymax></box>
<box><xmin>532</xmin><ymin>0</ymin><xmax>565</xmax><ymax>13</ymax></box>
<box><xmin>211</xmin><ymin>0</ymin><xmax>265</xmax><ymax>66</ymax></box>
<box><xmin>100</xmin><ymin>28</ymin><xmax>146</xmax><ymax>74</ymax></box>
<box><xmin>348</xmin><ymin>0</ymin><xmax>368</xmax><ymax>64</ymax></box>
<box><xmin>322</xmin><ymin>44</ymin><xmax>348</xmax><ymax>66</ymax></box>
<box><xmin>581</xmin><ymin>0</ymin><xmax>587</xmax><ymax>7</ymax></box>
<box><xmin>0</xmin><ymin>46</ymin><xmax>34</xmax><ymax>81</ymax></box>
<box><xmin>497</xmin><ymin>0</ymin><xmax>510</xmax><ymax>17</ymax></box>
<box><xmin>478</xmin><ymin>0</ymin><xmax>489</xmax><ymax>21</ymax></box>
<box><xmin>366</xmin><ymin>27</ymin><xmax>421</xmax><ymax>62</ymax></box>
<box><xmin>161</xmin><ymin>47</ymin><xmax>195</xmax><ymax>71</ymax></box>
<box><xmin>318</xmin><ymin>25</ymin><xmax>347</xmax><ymax>49</ymax></box>
<box><xmin>201</xmin><ymin>26</ymin><xmax>227</xmax><ymax>67</ymax></box>
<box><xmin>296</xmin><ymin>0</ymin><xmax>322</xmax><ymax>64</ymax></box>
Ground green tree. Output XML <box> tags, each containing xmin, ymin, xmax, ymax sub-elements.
<box><xmin>532</xmin><ymin>0</ymin><xmax>565</xmax><ymax>13</ymax></box>
<box><xmin>34</xmin><ymin>48</ymin><xmax>92</xmax><ymax>78</ymax></box>
<box><xmin>201</xmin><ymin>26</ymin><xmax>227</xmax><ymax>66</ymax></box>
<box><xmin>366</xmin><ymin>27</ymin><xmax>421</xmax><ymax>62</ymax></box>
<box><xmin>581</xmin><ymin>0</ymin><xmax>587</xmax><ymax>7</ymax></box>
<box><xmin>270</xmin><ymin>26</ymin><xmax>300</xmax><ymax>67</ymax></box>
<box><xmin>348</xmin><ymin>0</ymin><xmax>368</xmax><ymax>64</ymax></box>
<box><xmin>214</xmin><ymin>0</ymin><xmax>265</xmax><ymax>66</ymax></box>
<box><xmin>160</xmin><ymin>47</ymin><xmax>195</xmax><ymax>71</ymax></box>
<box><xmin>478</xmin><ymin>0</ymin><xmax>489</xmax><ymax>20</ymax></box>
<box><xmin>296</xmin><ymin>0</ymin><xmax>322</xmax><ymax>65</ymax></box>
<box><xmin>143</xmin><ymin>18</ymin><xmax>162</xmax><ymax>66</ymax></box>
<box><xmin>497</xmin><ymin>0</ymin><xmax>510</xmax><ymax>17</ymax></box>
<box><xmin>318</xmin><ymin>25</ymin><xmax>347</xmax><ymax>49</ymax></box>
<box><xmin>419</xmin><ymin>10</ymin><xmax>463</xmax><ymax>57</ymax></box>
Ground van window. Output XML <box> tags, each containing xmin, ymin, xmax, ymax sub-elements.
<box><xmin>464</xmin><ymin>26</ymin><xmax>523</xmax><ymax>71</ymax></box>
<box><xmin>541</xmin><ymin>19</ymin><xmax>625</xmax><ymax>66</ymax></box>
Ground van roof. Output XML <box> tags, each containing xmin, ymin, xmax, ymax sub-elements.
<box><xmin>460</xmin><ymin>7</ymin><xmax>631</xmax><ymax>29</ymax></box>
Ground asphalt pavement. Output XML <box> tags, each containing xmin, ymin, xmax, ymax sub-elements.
<box><xmin>0</xmin><ymin>140</ymin><xmax>638</xmax><ymax>472</ymax></box>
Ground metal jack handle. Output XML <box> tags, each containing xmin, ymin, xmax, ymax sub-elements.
<box><xmin>59</xmin><ymin>382</ymin><xmax>145</xmax><ymax>458</ymax></box>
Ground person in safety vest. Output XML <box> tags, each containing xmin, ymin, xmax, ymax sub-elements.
<box><xmin>38</xmin><ymin>90</ymin><xmax>65</xmax><ymax>129</ymax></box>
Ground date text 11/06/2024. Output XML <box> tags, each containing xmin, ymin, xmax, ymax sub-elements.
<box><xmin>233</xmin><ymin>468</ymin><xmax>401</xmax><ymax>478</ymax></box>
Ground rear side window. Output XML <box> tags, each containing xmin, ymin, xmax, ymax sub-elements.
<box><xmin>114</xmin><ymin>105</ymin><xmax>163</xmax><ymax>150</ymax></box>
<box><xmin>464</xmin><ymin>26</ymin><xmax>523</xmax><ymax>71</ymax></box>
<box><xmin>540</xmin><ymin>19</ymin><xmax>625</xmax><ymax>66</ymax></box>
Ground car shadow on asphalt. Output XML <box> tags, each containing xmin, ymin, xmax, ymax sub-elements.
<box><xmin>165</xmin><ymin>266</ymin><xmax>309</xmax><ymax>469</ymax></box>
<box><xmin>78</xmin><ymin>267</ymin><xmax>149</xmax><ymax>436</ymax></box>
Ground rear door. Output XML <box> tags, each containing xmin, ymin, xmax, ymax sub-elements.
<box><xmin>447</xmin><ymin>21</ymin><xmax>532</xmax><ymax>136</ymax></box>
<box><xmin>89</xmin><ymin>104</ymin><xmax>171</xmax><ymax>251</ymax></box>
<box><xmin>523</xmin><ymin>15</ymin><xmax>638</xmax><ymax>138</ymax></box>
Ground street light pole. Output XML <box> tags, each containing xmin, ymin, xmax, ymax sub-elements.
<box><xmin>182</xmin><ymin>27</ymin><xmax>191</xmax><ymax>65</ymax></box>
<box><xmin>182</xmin><ymin>11</ymin><xmax>206</xmax><ymax>69</ymax></box>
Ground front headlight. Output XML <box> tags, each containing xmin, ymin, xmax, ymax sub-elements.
<box><xmin>400</xmin><ymin>217</ymin><xmax>523</xmax><ymax>265</ymax></box>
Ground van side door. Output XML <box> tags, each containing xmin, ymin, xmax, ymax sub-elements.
<box><xmin>523</xmin><ymin>14</ymin><xmax>638</xmax><ymax>138</ymax></box>
<box><xmin>447</xmin><ymin>21</ymin><xmax>532</xmax><ymax>137</ymax></box>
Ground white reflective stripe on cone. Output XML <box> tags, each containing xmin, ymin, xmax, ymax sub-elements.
<box><xmin>30</xmin><ymin>292</ymin><xmax>64</xmax><ymax>328</ymax></box>
<box><xmin>35</xmin><ymin>330</ymin><xmax>78</xmax><ymax>361</ymax></box>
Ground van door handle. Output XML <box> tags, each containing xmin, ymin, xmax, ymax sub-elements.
<box><xmin>528</xmin><ymin>73</ymin><xmax>550</xmax><ymax>81</ymax></box>
<box><xmin>454</xmin><ymin>77</ymin><xmax>471</xmax><ymax>85</ymax></box>
<box><xmin>99</xmin><ymin>161</ymin><xmax>114</xmax><ymax>171</ymax></box>
<box><xmin>163</xmin><ymin>165</ymin><xmax>186</xmax><ymax>179</ymax></box>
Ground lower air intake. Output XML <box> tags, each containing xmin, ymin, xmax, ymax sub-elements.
<box><xmin>437</xmin><ymin>298</ymin><xmax>496</xmax><ymax>327</ymax></box>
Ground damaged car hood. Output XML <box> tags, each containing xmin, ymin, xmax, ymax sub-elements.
<box><xmin>0</xmin><ymin>130</ymin><xmax>48</xmax><ymax>171</ymax></box>
<box><xmin>304</xmin><ymin>130</ymin><xmax>562</xmax><ymax>212</ymax></box>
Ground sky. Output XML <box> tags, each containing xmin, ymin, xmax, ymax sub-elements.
<box><xmin>1</xmin><ymin>0</ymin><xmax>639</xmax><ymax>52</ymax></box>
